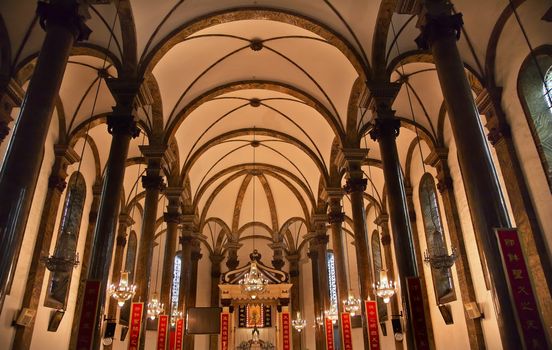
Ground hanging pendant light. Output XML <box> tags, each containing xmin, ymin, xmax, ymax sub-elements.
<box><xmin>147</xmin><ymin>292</ymin><xmax>164</xmax><ymax>320</ymax></box>
<box><xmin>238</xmin><ymin>129</ymin><xmax>268</xmax><ymax>300</ymax></box>
<box><xmin>324</xmin><ymin>303</ymin><xmax>339</xmax><ymax>324</ymax></box>
<box><xmin>109</xmin><ymin>271</ymin><xmax>136</xmax><ymax>307</ymax></box>
<box><xmin>343</xmin><ymin>293</ymin><xmax>362</xmax><ymax>316</ymax></box>
<box><xmin>374</xmin><ymin>269</ymin><xmax>396</xmax><ymax>304</ymax></box>
<box><xmin>292</xmin><ymin>311</ymin><xmax>307</xmax><ymax>332</ymax></box>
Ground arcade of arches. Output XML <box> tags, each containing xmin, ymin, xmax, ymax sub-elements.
<box><xmin>0</xmin><ymin>0</ymin><xmax>551</xmax><ymax>349</ymax></box>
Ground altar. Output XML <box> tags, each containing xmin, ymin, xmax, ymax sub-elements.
<box><xmin>218</xmin><ymin>251</ymin><xmax>293</xmax><ymax>350</ymax></box>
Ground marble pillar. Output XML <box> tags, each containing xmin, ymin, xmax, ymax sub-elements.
<box><xmin>417</xmin><ymin>2</ymin><xmax>521</xmax><ymax>346</ymax></box>
<box><xmin>0</xmin><ymin>0</ymin><xmax>90</xmax><ymax>307</ymax></box>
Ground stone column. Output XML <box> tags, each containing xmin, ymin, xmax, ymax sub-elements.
<box><xmin>81</xmin><ymin>78</ymin><xmax>140</xmax><ymax>350</ymax></box>
<box><xmin>184</xmin><ymin>242</ymin><xmax>202</xmax><ymax>350</ymax></box>
<box><xmin>416</xmin><ymin>2</ymin><xmax>521</xmax><ymax>346</ymax></box>
<box><xmin>326</xmin><ymin>189</ymin><xmax>349</xmax><ymax>307</ymax></box>
<box><xmin>0</xmin><ymin>0</ymin><xmax>90</xmax><ymax>306</ymax></box>
<box><xmin>307</xmin><ymin>246</ymin><xmax>326</xmax><ymax>350</ymax></box>
<box><xmin>270</xmin><ymin>241</ymin><xmax>285</xmax><ymax>270</ymax></box>
<box><xmin>287</xmin><ymin>253</ymin><xmax>303</xmax><ymax>350</ymax></box>
<box><xmin>160</xmin><ymin>187</ymin><xmax>183</xmax><ymax>320</ymax></box>
<box><xmin>325</xmin><ymin>188</ymin><xmax>350</xmax><ymax>350</ymax></box>
<box><xmin>69</xmin><ymin>182</ymin><xmax>102</xmax><ymax>350</ymax></box>
<box><xmin>106</xmin><ymin>213</ymin><xmax>133</xmax><ymax>321</ymax></box>
<box><xmin>133</xmin><ymin>155</ymin><xmax>164</xmax><ymax>350</ymax></box>
<box><xmin>12</xmin><ymin>145</ymin><xmax>78</xmax><ymax>350</ymax></box>
<box><xmin>479</xmin><ymin>90</ymin><xmax>552</xmax><ymax>337</ymax></box>
<box><xmin>209</xmin><ymin>253</ymin><xmax>223</xmax><ymax>350</ymax></box>
<box><xmin>367</xmin><ymin>82</ymin><xmax>423</xmax><ymax>349</ymax></box>
<box><xmin>375</xmin><ymin>214</ymin><xmax>404</xmax><ymax>350</ymax></box>
<box><xmin>225</xmin><ymin>240</ymin><xmax>241</xmax><ymax>270</ymax></box>
<box><xmin>178</xmin><ymin>215</ymin><xmax>196</xmax><ymax>313</ymax></box>
<box><xmin>338</xmin><ymin>148</ymin><xmax>375</xmax><ymax>348</ymax></box>
<box><xmin>426</xmin><ymin>148</ymin><xmax>486</xmax><ymax>348</ymax></box>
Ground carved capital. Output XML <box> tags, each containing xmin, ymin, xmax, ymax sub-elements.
<box><xmin>487</xmin><ymin>122</ymin><xmax>511</xmax><ymax>146</ymax></box>
<box><xmin>381</xmin><ymin>233</ymin><xmax>391</xmax><ymax>246</ymax></box>
<box><xmin>327</xmin><ymin>211</ymin><xmax>345</xmax><ymax>224</ymax></box>
<box><xmin>116</xmin><ymin>234</ymin><xmax>127</xmax><ymax>247</ymax></box>
<box><xmin>163</xmin><ymin>212</ymin><xmax>181</xmax><ymax>224</ymax></box>
<box><xmin>141</xmin><ymin>174</ymin><xmax>164</xmax><ymax>190</ymax></box>
<box><xmin>107</xmin><ymin>115</ymin><xmax>140</xmax><ymax>138</ymax></box>
<box><xmin>36</xmin><ymin>0</ymin><xmax>92</xmax><ymax>41</ymax></box>
<box><xmin>210</xmin><ymin>253</ymin><xmax>224</xmax><ymax>266</ymax></box>
<box><xmin>272</xmin><ymin>258</ymin><xmax>285</xmax><ymax>270</ymax></box>
<box><xmin>415</xmin><ymin>12</ymin><xmax>463</xmax><ymax>50</ymax></box>
<box><xmin>48</xmin><ymin>174</ymin><xmax>67</xmax><ymax>192</ymax></box>
<box><xmin>344</xmin><ymin>177</ymin><xmax>367</xmax><ymax>194</ymax></box>
<box><xmin>437</xmin><ymin>175</ymin><xmax>454</xmax><ymax>193</ymax></box>
<box><xmin>226</xmin><ymin>256</ymin><xmax>239</xmax><ymax>271</ymax></box>
<box><xmin>369</xmin><ymin>117</ymin><xmax>401</xmax><ymax>141</ymax></box>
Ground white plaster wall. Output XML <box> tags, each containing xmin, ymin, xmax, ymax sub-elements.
<box><xmin>0</xmin><ymin>113</ymin><xmax>59</xmax><ymax>347</ymax></box>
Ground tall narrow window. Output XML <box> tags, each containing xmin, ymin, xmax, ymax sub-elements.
<box><xmin>371</xmin><ymin>231</ymin><xmax>388</xmax><ymax>321</ymax></box>
<box><xmin>419</xmin><ymin>173</ymin><xmax>456</xmax><ymax>304</ymax></box>
<box><xmin>45</xmin><ymin>172</ymin><xmax>86</xmax><ymax>309</ymax></box>
<box><xmin>326</xmin><ymin>251</ymin><xmax>338</xmax><ymax>307</ymax></box>
<box><xmin>519</xmin><ymin>53</ymin><xmax>552</xmax><ymax>187</ymax></box>
<box><xmin>171</xmin><ymin>252</ymin><xmax>182</xmax><ymax>317</ymax></box>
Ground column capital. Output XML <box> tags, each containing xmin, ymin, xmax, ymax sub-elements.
<box><xmin>118</xmin><ymin>213</ymin><xmax>134</xmax><ymax>227</ymax></box>
<box><xmin>324</xmin><ymin>187</ymin><xmax>344</xmax><ymax>201</ymax></box>
<box><xmin>141</xmin><ymin>174</ymin><xmax>164</xmax><ymax>190</ymax></box>
<box><xmin>365</xmin><ymin>81</ymin><xmax>401</xmax><ymax>112</ymax></box>
<box><xmin>36</xmin><ymin>0</ymin><xmax>92</xmax><ymax>41</ymax></box>
<box><xmin>369</xmin><ymin>116</ymin><xmax>401</xmax><ymax>141</ymax></box>
<box><xmin>164</xmin><ymin>186</ymin><xmax>184</xmax><ymax>203</ymax></box>
<box><xmin>210</xmin><ymin>253</ymin><xmax>224</xmax><ymax>265</ymax></box>
<box><xmin>52</xmin><ymin>144</ymin><xmax>80</xmax><ymax>181</ymax></box>
<box><xmin>335</xmin><ymin>148</ymin><xmax>369</xmax><ymax>174</ymax></box>
<box><xmin>486</xmin><ymin>117</ymin><xmax>511</xmax><ymax>146</ymax></box>
<box><xmin>380</xmin><ymin>233</ymin><xmax>392</xmax><ymax>246</ymax></box>
<box><xmin>374</xmin><ymin>213</ymin><xmax>389</xmax><ymax>226</ymax></box>
<box><xmin>327</xmin><ymin>211</ymin><xmax>345</xmax><ymax>224</ymax></box>
<box><xmin>116</xmin><ymin>233</ymin><xmax>127</xmax><ymax>247</ymax></box>
<box><xmin>107</xmin><ymin>115</ymin><xmax>140</xmax><ymax>138</ymax></box>
<box><xmin>344</xmin><ymin>177</ymin><xmax>367</xmax><ymax>194</ymax></box>
<box><xmin>48</xmin><ymin>175</ymin><xmax>67</xmax><ymax>192</ymax></box>
<box><xmin>163</xmin><ymin>212</ymin><xmax>181</xmax><ymax>224</ymax></box>
<box><xmin>415</xmin><ymin>5</ymin><xmax>463</xmax><ymax>50</ymax></box>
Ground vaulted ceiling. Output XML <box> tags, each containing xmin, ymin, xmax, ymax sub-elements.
<box><xmin>1</xmin><ymin>0</ymin><xmax>549</xmax><ymax>255</ymax></box>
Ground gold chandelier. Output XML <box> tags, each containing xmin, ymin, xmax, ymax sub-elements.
<box><xmin>109</xmin><ymin>271</ymin><xmax>136</xmax><ymax>307</ymax></box>
<box><xmin>374</xmin><ymin>269</ymin><xmax>396</xmax><ymax>304</ymax></box>
<box><xmin>343</xmin><ymin>293</ymin><xmax>361</xmax><ymax>316</ymax></box>
<box><xmin>147</xmin><ymin>292</ymin><xmax>164</xmax><ymax>320</ymax></box>
<box><xmin>292</xmin><ymin>311</ymin><xmax>307</xmax><ymax>332</ymax></box>
<box><xmin>239</xmin><ymin>258</ymin><xmax>268</xmax><ymax>300</ymax></box>
<box><xmin>324</xmin><ymin>303</ymin><xmax>339</xmax><ymax>324</ymax></box>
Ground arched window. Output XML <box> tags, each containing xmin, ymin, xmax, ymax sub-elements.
<box><xmin>419</xmin><ymin>173</ymin><xmax>456</xmax><ymax>304</ymax></box>
<box><xmin>371</xmin><ymin>230</ymin><xmax>388</xmax><ymax>321</ymax></box>
<box><xmin>45</xmin><ymin>172</ymin><xmax>86</xmax><ymax>309</ymax></box>
<box><xmin>519</xmin><ymin>50</ymin><xmax>552</xmax><ymax>188</ymax></box>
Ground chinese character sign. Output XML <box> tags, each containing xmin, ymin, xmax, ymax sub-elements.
<box><xmin>325</xmin><ymin>318</ymin><xmax>335</xmax><ymax>350</ymax></box>
<box><xmin>128</xmin><ymin>302</ymin><xmax>144</xmax><ymax>350</ymax></box>
<box><xmin>175</xmin><ymin>318</ymin><xmax>184</xmax><ymax>350</ymax></box>
<box><xmin>406</xmin><ymin>278</ymin><xmax>430</xmax><ymax>350</ymax></box>
<box><xmin>365</xmin><ymin>301</ymin><xmax>380</xmax><ymax>350</ymax></box>
<box><xmin>76</xmin><ymin>280</ymin><xmax>101</xmax><ymax>350</ymax></box>
<box><xmin>496</xmin><ymin>228</ymin><xmax>547</xmax><ymax>349</ymax></box>
<box><xmin>157</xmin><ymin>315</ymin><xmax>168</xmax><ymax>350</ymax></box>
<box><xmin>220</xmin><ymin>313</ymin><xmax>230</xmax><ymax>350</ymax></box>
<box><xmin>341</xmin><ymin>312</ymin><xmax>353</xmax><ymax>350</ymax></box>
<box><xmin>281</xmin><ymin>311</ymin><xmax>291</xmax><ymax>350</ymax></box>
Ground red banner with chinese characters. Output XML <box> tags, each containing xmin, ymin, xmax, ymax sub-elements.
<box><xmin>220</xmin><ymin>313</ymin><xmax>230</xmax><ymax>350</ymax></box>
<box><xmin>365</xmin><ymin>301</ymin><xmax>380</xmax><ymax>350</ymax></box>
<box><xmin>156</xmin><ymin>315</ymin><xmax>168</xmax><ymax>350</ymax></box>
<box><xmin>128</xmin><ymin>302</ymin><xmax>144</xmax><ymax>350</ymax></box>
<box><xmin>76</xmin><ymin>280</ymin><xmax>101</xmax><ymax>350</ymax></box>
<box><xmin>281</xmin><ymin>311</ymin><xmax>291</xmax><ymax>350</ymax></box>
<box><xmin>341</xmin><ymin>312</ymin><xmax>353</xmax><ymax>350</ymax></box>
<box><xmin>174</xmin><ymin>318</ymin><xmax>184</xmax><ymax>350</ymax></box>
<box><xmin>325</xmin><ymin>318</ymin><xmax>335</xmax><ymax>350</ymax></box>
<box><xmin>406</xmin><ymin>277</ymin><xmax>430</xmax><ymax>350</ymax></box>
<box><xmin>496</xmin><ymin>228</ymin><xmax>547</xmax><ymax>349</ymax></box>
